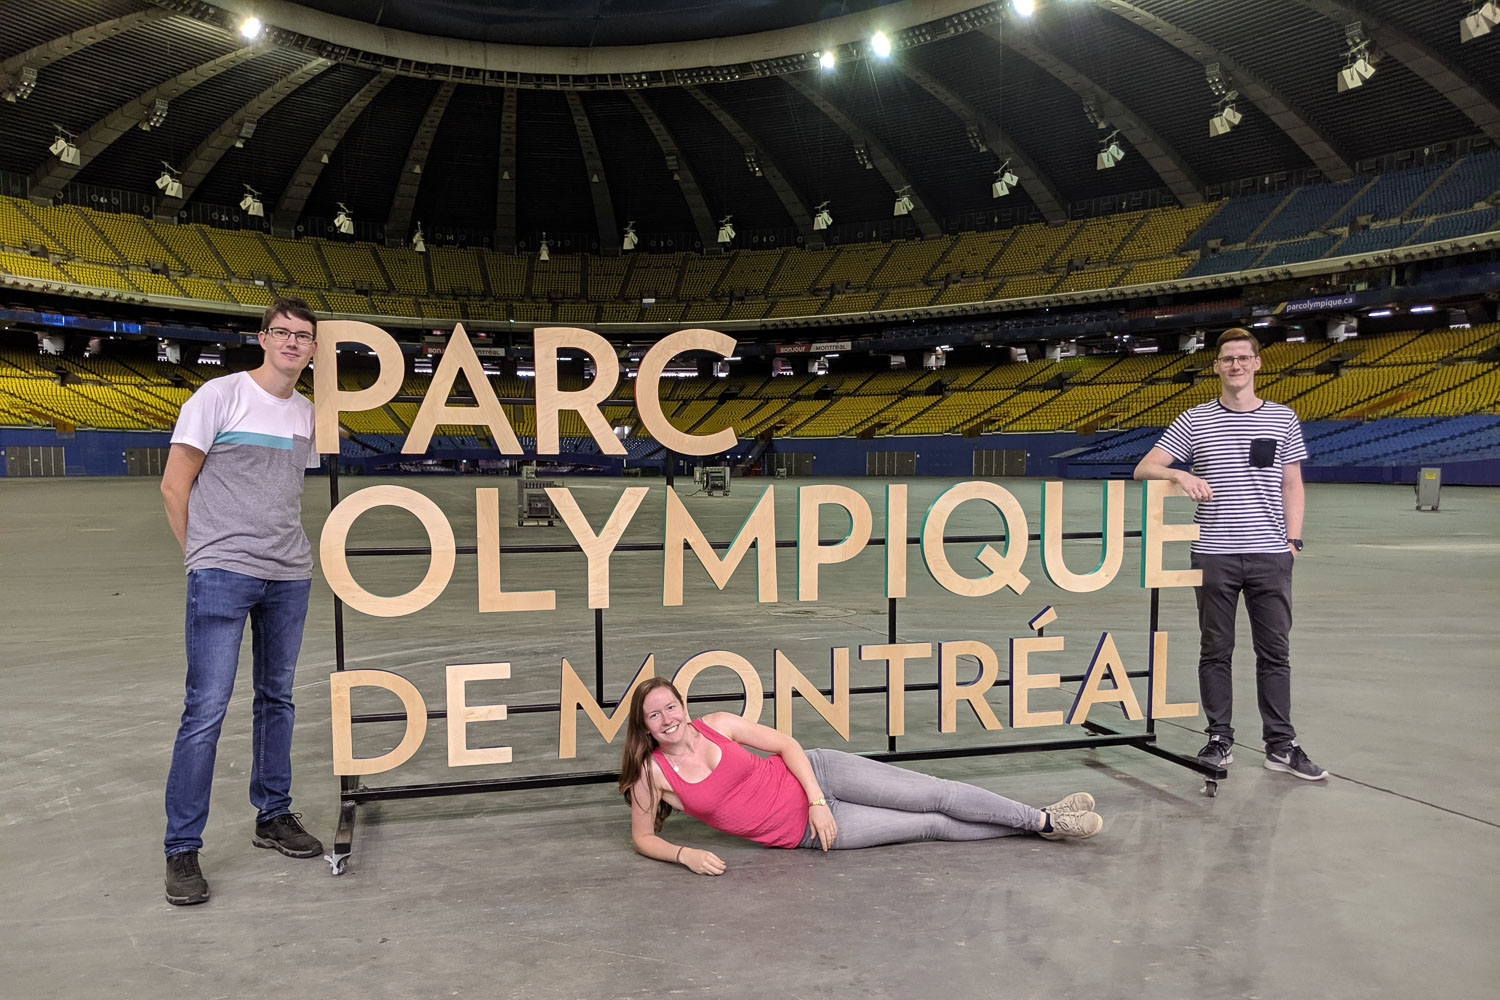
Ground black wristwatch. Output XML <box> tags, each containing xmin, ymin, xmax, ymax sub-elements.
<box><xmin>1287</xmin><ymin>538</ymin><xmax>1303</xmax><ymax>552</ymax></box>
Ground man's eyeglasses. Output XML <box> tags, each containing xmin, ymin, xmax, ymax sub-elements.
<box><xmin>263</xmin><ymin>327</ymin><xmax>315</xmax><ymax>346</ymax></box>
<box><xmin>1216</xmin><ymin>355</ymin><xmax>1256</xmax><ymax>368</ymax></box>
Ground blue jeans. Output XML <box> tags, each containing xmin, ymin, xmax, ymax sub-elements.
<box><xmin>798</xmin><ymin>749</ymin><xmax>1043</xmax><ymax>850</ymax></box>
<box><xmin>164</xmin><ymin>569</ymin><xmax>311</xmax><ymax>857</ymax></box>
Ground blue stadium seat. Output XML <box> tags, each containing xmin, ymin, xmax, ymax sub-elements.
<box><xmin>1411</xmin><ymin>152</ymin><xmax>1500</xmax><ymax>216</ymax></box>
<box><xmin>1255</xmin><ymin>178</ymin><xmax>1364</xmax><ymax>243</ymax></box>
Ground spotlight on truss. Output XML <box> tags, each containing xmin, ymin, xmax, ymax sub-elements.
<box><xmin>871</xmin><ymin>32</ymin><xmax>892</xmax><ymax>58</ymax></box>
<box><xmin>140</xmin><ymin>98</ymin><xmax>168</xmax><ymax>131</ymax></box>
<box><xmin>155</xmin><ymin>162</ymin><xmax>183</xmax><ymax>199</ymax></box>
<box><xmin>49</xmin><ymin>126</ymin><xmax>80</xmax><ymax>166</ymax></box>
<box><xmin>538</xmin><ymin>232</ymin><xmax>550</xmax><ymax>262</ymax></box>
<box><xmin>893</xmin><ymin>187</ymin><xmax>914</xmax><ymax>216</ymax></box>
<box><xmin>812</xmin><ymin>202</ymin><xmax>832</xmax><ymax>230</ymax></box>
<box><xmin>333</xmin><ymin>202</ymin><xmax>354</xmax><ymax>235</ymax></box>
<box><xmin>622</xmin><ymin>221</ymin><xmax>638</xmax><ymax>251</ymax></box>
<box><xmin>1012</xmin><ymin>0</ymin><xmax>1036</xmax><ymax>17</ymax></box>
<box><xmin>992</xmin><ymin>160</ymin><xmax>1019</xmax><ymax>198</ymax></box>
<box><xmin>411</xmin><ymin>222</ymin><xmax>426</xmax><ymax>253</ymax></box>
<box><xmin>818</xmin><ymin>50</ymin><xmax>836</xmax><ymax>70</ymax></box>
<box><xmin>716</xmin><ymin>215</ymin><xmax>736</xmax><ymax>243</ymax></box>
<box><xmin>241</xmin><ymin>17</ymin><xmax>263</xmax><ymax>41</ymax></box>
<box><xmin>239</xmin><ymin>184</ymin><xmax>264</xmax><ymax>217</ymax></box>
<box><xmin>1461</xmin><ymin>2</ymin><xmax>1500</xmax><ymax>41</ymax></box>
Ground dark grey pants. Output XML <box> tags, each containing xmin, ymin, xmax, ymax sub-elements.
<box><xmin>1190</xmin><ymin>551</ymin><xmax>1297</xmax><ymax>750</ymax></box>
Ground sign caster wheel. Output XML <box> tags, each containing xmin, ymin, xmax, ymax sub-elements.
<box><xmin>326</xmin><ymin>853</ymin><xmax>350</xmax><ymax>876</ymax></box>
<box><xmin>1203</xmin><ymin>778</ymin><xmax>1218</xmax><ymax>797</ymax></box>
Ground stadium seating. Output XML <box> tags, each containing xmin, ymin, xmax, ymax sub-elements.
<box><xmin>1410</xmin><ymin>152</ymin><xmax>1500</xmax><ymax>216</ymax></box>
<box><xmin>1254</xmin><ymin>178</ymin><xmax>1364</xmax><ymax>243</ymax></box>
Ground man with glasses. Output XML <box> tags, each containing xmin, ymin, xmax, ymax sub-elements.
<box><xmin>159</xmin><ymin>298</ymin><xmax>325</xmax><ymax>905</ymax></box>
<box><xmin>1134</xmin><ymin>327</ymin><xmax>1327</xmax><ymax>782</ymax></box>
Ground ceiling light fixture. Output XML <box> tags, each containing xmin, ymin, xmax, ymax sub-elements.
<box><xmin>155</xmin><ymin>162</ymin><xmax>183</xmax><ymax>199</ymax></box>
<box><xmin>411</xmin><ymin>223</ymin><xmax>426</xmax><ymax>253</ymax></box>
<box><xmin>1461</xmin><ymin>2</ymin><xmax>1500</xmax><ymax>41</ymax></box>
<box><xmin>1096</xmin><ymin>131</ymin><xmax>1125</xmax><ymax>170</ymax></box>
<box><xmin>622</xmin><ymin>221</ymin><xmax>638</xmax><ymax>251</ymax></box>
<box><xmin>992</xmin><ymin>159</ymin><xmax>1019</xmax><ymax>198</ymax></box>
<box><xmin>333</xmin><ymin>202</ymin><xmax>354</xmax><ymax>235</ymax></box>
<box><xmin>871</xmin><ymin>32</ymin><xmax>892</xmax><ymax>58</ymax></box>
<box><xmin>818</xmin><ymin>50</ymin><xmax>836</xmax><ymax>70</ymax></box>
<box><xmin>813</xmin><ymin>201</ymin><xmax>832</xmax><ymax>230</ymax></box>
<box><xmin>49</xmin><ymin>126</ymin><xmax>80</xmax><ymax>166</ymax></box>
<box><xmin>239</xmin><ymin>184</ymin><xmax>264</xmax><ymax>217</ymax></box>
<box><xmin>4</xmin><ymin>66</ymin><xmax>39</xmax><ymax>103</ymax></box>
<box><xmin>893</xmin><ymin>186</ymin><xmax>914</xmax><ymax>216</ymax></box>
<box><xmin>1337</xmin><ymin>23</ymin><xmax>1378</xmax><ymax>92</ymax></box>
<box><xmin>717</xmin><ymin>215</ymin><xmax>736</xmax><ymax>243</ymax></box>
<box><xmin>241</xmin><ymin>17</ymin><xmax>264</xmax><ymax>41</ymax></box>
<box><xmin>538</xmin><ymin>232</ymin><xmax>550</xmax><ymax>261</ymax></box>
<box><xmin>1012</xmin><ymin>0</ymin><xmax>1036</xmax><ymax>17</ymax></box>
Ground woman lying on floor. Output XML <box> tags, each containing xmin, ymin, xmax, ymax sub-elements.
<box><xmin>619</xmin><ymin>677</ymin><xmax>1103</xmax><ymax>875</ymax></box>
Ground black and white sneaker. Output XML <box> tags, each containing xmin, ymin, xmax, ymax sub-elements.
<box><xmin>1263</xmin><ymin>743</ymin><xmax>1328</xmax><ymax>781</ymax></box>
<box><xmin>1196</xmin><ymin>737</ymin><xmax>1233</xmax><ymax>768</ymax></box>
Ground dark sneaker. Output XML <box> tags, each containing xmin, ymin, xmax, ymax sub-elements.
<box><xmin>1263</xmin><ymin>744</ymin><xmax>1328</xmax><ymax>781</ymax></box>
<box><xmin>165</xmin><ymin>851</ymin><xmax>209</xmax><ymax>906</ymax></box>
<box><xmin>1043</xmin><ymin>791</ymin><xmax>1095</xmax><ymax>815</ymax></box>
<box><xmin>1197</xmin><ymin>738</ymin><xmax>1234</xmax><ymax>768</ymax></box>
<box><xmin>252</xmin><ymin>813</ymin><xmax>324</xmax><ymax>859</ymax></box>
<box><xmin>1039</xmin><ymin>810</ymin><xmax>1103</xmax><ymax>841</ymax></box>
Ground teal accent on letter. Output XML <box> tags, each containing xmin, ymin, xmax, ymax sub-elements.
<box><xmin>214</xmin><ymin>430</ymin><xmax>295</xmax><ymax>450</ymax></box>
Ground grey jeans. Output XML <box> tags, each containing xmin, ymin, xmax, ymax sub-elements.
<box><xmin>1191</xmin><ymin>550</ymin><xmax>1297</xmax><ymax>750</ymax></box>
<box><xmin>797</xmin><ymin>749</ymin><xmax>1043</xmax><ymax>850</ymax></box>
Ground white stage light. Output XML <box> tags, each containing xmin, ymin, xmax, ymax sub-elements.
<box><xmin>538</xmin><ymin>232</ymin><xmax>551</xmax><ymax>261</ymax></box>
<box><xmin>241</xmin><ymin>17</ymin><xmax>263</xmax><ymax>41</ymax></box>
<box><xmin>813</xmin><ymin>202</ymin><xmax>832</xmax><ymax>230</ymax></box>
<box><xmin>622</xmin><ymin>222</ymin><xmax>638</xmax><ymax>251</ymax></box>
<box><xmin>818</xmin><ymin>50</ymin><xmax>836</xmax><ymax>70</ymax></box>
<box><xmin>893</xmin><ymin>187</ymin><xmax>914</xmax><ymax>216</ymax></box>
<box><xmin>992</xmin><ymin>161</ymin><xmax>1019</xmax><ymax>198</ymax></box>
<box><xmin>871</xmin><ymin>32</ymin><xmax>891</xmax><ymax>58</ymax></box>
<box><xmin>333</xmin><ymin>202</ymin><xmax>354</xmax><ymax>235</ymax></box>
<box><xmin>239</xmin><ymin>185</ymin><xmax>264</xmax><ymax>217</ymax></box>
<box><xmin>411</xmin><ymin>223</ymin><xmax>426</xmax><ymax>253</ymax></box>
<box><xmin>717</xmin><ymin>216</ymin><xmax>735</xmax><ymax>243</ymax></box>
<box><xmin>1012</xmin><ymin>0</ymin><xmax>1036</xmax><ymax>17</ymax></box>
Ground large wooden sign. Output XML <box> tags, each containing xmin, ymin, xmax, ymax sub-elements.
<box><xmin>317</xmin><ymin>323</ymin><xmax>1201</xmax><ymax>774</ymax></box>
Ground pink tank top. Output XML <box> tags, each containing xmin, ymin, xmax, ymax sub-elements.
<box><xmin>652</xmin><ymin>719</ymin><xmax>809</xmax><ymax>849</ymax></box>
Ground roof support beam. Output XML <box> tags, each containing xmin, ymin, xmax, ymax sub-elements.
<box><xmin>1094</xmin><ymin>0</ymin><xmax>1354</xmax><ymax>182</ymax></box>
<box><xmin>565</xmin><ymin>91</ymin><xmax>621</xmax><ymax>255</ymax></box>
<box><xmin>1296</xmin><ymin>0</ymin><xmax>1500</xmax><ymax>142</ymax></box>
<box><xmin>386</xmin><ymin>81</ymin><xmax>456</xmax><ymax>244</ymax></box>
<box><xmin>626</xmin><ymin>93</ymin><xmax>719</xmax><ymax>251</ymax></box>
<box><xmin>494</xmin><ymin>88</ymin><xmax>518</xmax><ymax>252</ymax></box>
<box><xmin>782</xmin><ymin>74</ymin><xmax>942</xmax><ymax>237</ymax></box>
<box><xmin>273</xmin><ymin>70</ymin><xmax>394</xmax><ymax>236</ymax></box>
<box><xmin>683</xmin><ymin>85</ymin><xmax>817</xmax><ymax>245</ymax></box>
<box><xmin>155</xmin><ymin>59</ymin><xmax>332</xmax><ymax>221</ymax></box>
<box><xmin>30</xmin><ymin>45</ymin><xmax>265</xmax><ymax>203</ymax></box>
<box><xmin>989</xmin><ymin>25</ymin><xmax>1203</xmax><ymax>206</ymax></box>
<box><xmin>1</xmin><ymin>9</ymin><xmax>170</xmax><ymax>92</ymax></box>
<box><xmin>897</xmin><ymin>63</ymin><xmax>1068</xmax><ymax>224</ymax></box>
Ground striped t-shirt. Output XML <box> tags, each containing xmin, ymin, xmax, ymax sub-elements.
<box><xmin>1154</xmin><ymin>398</ymin><xmax>1308</xmax><ymax>554</ymax></box>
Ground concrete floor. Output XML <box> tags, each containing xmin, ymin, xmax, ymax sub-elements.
<box><xmin>2</xmin><ymin>473</ymin><xmax>1497</xmax><ymax>1000</ymax></box>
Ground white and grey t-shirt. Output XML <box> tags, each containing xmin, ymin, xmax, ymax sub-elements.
<box><xmin>171</xmin><ymin>370</ymin><xmax>320</xmax><ymax>580</ymax></box>
<box><xmin>1154</xmin><ymin>398</ymin><xmax>1308</xmax><ymax>554</ymax></box>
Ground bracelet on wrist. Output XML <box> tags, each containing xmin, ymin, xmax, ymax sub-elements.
<box><xmin>675</xmin><ymin>846</ymin><xmax>684</xmax><ymax>863</ymax></box>
<box><xmin>809</xmin><ymin>797</ymin><xmax>827</xmax><ymax>808</ymax></box>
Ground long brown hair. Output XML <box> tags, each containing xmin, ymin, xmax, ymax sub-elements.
<box><xmin>617</xmin><ymin>676</ymin><xmax>684</xmax><ymax>833</ymax></box>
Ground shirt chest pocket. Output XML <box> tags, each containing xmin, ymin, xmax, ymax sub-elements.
<box><xmin>1249</xmin><ymin>437</ymin><xmax>1278</xmax><ymax>468</ymax></box>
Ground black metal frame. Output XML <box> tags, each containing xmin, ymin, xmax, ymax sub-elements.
<box><xmin>324</xmin><ymin>464</ymin><xmax>1223</xmax><ymax>873</ymax></box>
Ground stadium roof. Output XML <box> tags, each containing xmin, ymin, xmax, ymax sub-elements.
<box><xmin>2</xmin><ymin>0</ymin><xmax>1495</xmax><ymax>251</ymax></box>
